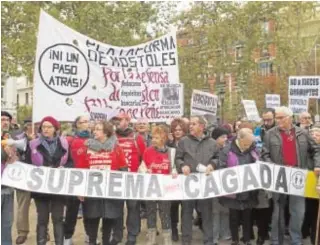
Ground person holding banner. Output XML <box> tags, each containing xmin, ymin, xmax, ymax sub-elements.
<box><xmin>63</xmin><ymin>115</ymin><xmax>91</xmax><ymax>245</ymax></box>
<box><xmin>82</xmin><ymin>121</ymin><xmax>127</xmax><ymax>245</ymax></box>
<box><xmin>1</xmin><ymin>111</ymin><xmax>18</xmax><ymax>245</ymax></box>
<box><xmin>113</xmin><ymin>112</ymin><xmax>146</xmax><ymax>245</ymax></box>
<box><xmin>28</xmin><ymin>116</ymin><xmax>73</xmax><ymax>245</ymax></box>
<box><xmin>218</xmin><ymin>128</ymin><xmax>259</xmax><ymax>245</ymax></box>
<box><xmin>211</xmin><ymin>127</ymin><xmax>231</xmax><ymax>244</ymax></box>
<box><xmin>175</xmin><ymin>115</ymin><xmax>219</xmax><ymax>245</ymax></box>
<box><xmin>261</xmin><ymin>106</ymin><xmax>320</xmax><ymax>245</ymax></box>
<box><xmin>139</xmin><ymin>125</ymin><xmax>177</xmax><ymax>245</ymax></box>
<box><xmin>167</xmin><ymin>118</ymin><xmax>188</xmax><ymax>242</ymax></box>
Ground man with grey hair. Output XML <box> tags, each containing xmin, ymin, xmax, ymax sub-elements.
<box><xmin>261</xmin><ymin>106</ymin><xmax>320</xmax><ymax>245</ymax></box>
<box><xmin>298</xmin><ymin>111</ymin><xmax>313</xmax><ymax>130</ymax></box>
<box><xmin>175</xmin><ymin>115</ymin><xmax>219</xmax><ymax>245</ymax></box>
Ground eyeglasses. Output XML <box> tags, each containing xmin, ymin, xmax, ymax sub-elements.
<box><xmin>78</xmin><ymin>120</ymin><xmax>89</xmax><ymax>124</ymax></box>
<box><xmin>42</xmin><ymin>125</ymin><xmax>54</xmax><ymax>130</ymax></box>
<box><xmin>303</xmin><ymin>117</ymin><xmax>312</xmax><ymax>120</ymax></box>
<box><xmin>263</xmin><ymin>119</ymin><xmax>273</xmax><ymax>122</ymax></box>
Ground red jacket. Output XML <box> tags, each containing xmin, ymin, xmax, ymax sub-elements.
<box><xmin>86</xmin><ymin>144</ymin><xmax>127</xmax><ymax>170</ymax></box>
<box><xmin>116</xmin><ymin>130</ymin><xmax>146</xmax><ymax>172</ymax></box>
<box><xmin>143</xmin><ymin>146</ymin><xmax>171</xmax><ymax>175</ymax></box>
<box><xmin>67</xmin><ymin>136</ymin><xmax>88</xmax><ymax>169</ymax></box>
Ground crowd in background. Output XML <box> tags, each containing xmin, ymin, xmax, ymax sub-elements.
<box><xmin>1</xmin><ymin>107</ymin><xmax>320</xmax><ymax>245</ymax></box>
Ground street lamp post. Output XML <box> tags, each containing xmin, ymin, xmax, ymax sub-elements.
<box><xmin>315</xmin><ymin>44</ymin><xmax>320</xmax><ymax>118</ymax></box>
<box><xmin>219</xmin><ymin>90</ymin><xmax>225</xmax><ymax>124</ymax></box>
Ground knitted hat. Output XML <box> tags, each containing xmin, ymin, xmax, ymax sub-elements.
<box><xmin>40</xmin><ymin>116</ymin><xmax>60</xmax><ymax>130</ymax></box>
<box><xmin>211</xmin><ymin>127</ymin><xmax>229</xmax><ymax>140</ymax></box>
<box><xmin>1</xmin><ymin>111</ymin><xmax>12</xmax><ymax>121</ymax></box>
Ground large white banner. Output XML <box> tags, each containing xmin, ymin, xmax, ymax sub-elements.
<box><xmin>242</xmin><ymin>100</ymin><xmax>261</xmax><ymax>122</ymax></box>
<box><xmin>32</xmin><ymin>10</ymin><xmax>183</xmax><ymax>123</ymax></box>
<box><xmin>288</xmin><ymin>76</ymin><xmax>320</xmax><ymax>114</ymax></box>
<box><xmin>1</xmin><ymin>161</ymin><xmax>311</xmax><ymax>200</ymax></box>
<box><xmin>190</xmin><ymin>90</ymin><xmax>218</xmax><ymax>116</ymax></box>
<box><xmin>265</xmin><ymin>94</ymin><xmax>280</xmax><ymax>109</ymax></box>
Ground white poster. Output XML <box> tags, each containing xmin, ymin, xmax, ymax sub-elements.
<box><xmin>288</xmin><ymin>76</ymin><xmax>320</xmax><ymax>114</ymax></box>
<box><xmin>32</xmin><ymin>10</ymin><xmax>182</xmax><ymax>123</ymax></box>
<box><xmin>242</xmin><ymin>100</ymin><xmax>260</xmax><ymax>122</ymax></box>
<box><xmin>190</xmin><ymin>90</ymin><xmax>218</xmax><ymax>116</ymax></box>
<box><xmin>1</xmin><ymin>161</ymin><xmax>311</xmax><ymax>200</ymax></box>
<box><xmin>265</xmin><ymin>94</ymin><xmax>280</xmax><ymax>109</ymax></box>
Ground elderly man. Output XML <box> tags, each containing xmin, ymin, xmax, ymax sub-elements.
<box><xmin>175</xmin><ymin>116</ymin><xmax>219</xmax><ymax>245</ymax></box>
<box><xmin>261</xmin><ymin>106</ymin><xmax>320</xmax><ymax>245</ymax></box>
<box><xmin>298</xmin><ymin>111</ymin><xmax>313</xmax><ymax>130</ymax></box>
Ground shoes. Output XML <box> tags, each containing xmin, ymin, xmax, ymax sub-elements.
<box><xmin>231</xmin><ymin>241</ymin><xmax>240</xmax><ymax>245</ymax></box>
<box><xmin>125</xmin><ymin>241</ymin><xmax>136</xmax><ymax>245</ymax></box>
<box><xmin>64</xmin><ymin>238</ymin><xmax>73</xmax><ymax>245</ymax></box>
<box><xmin>16</xmin><ymin>236</ymin><xmax>27</xmax><ymax>245</ymax></box>
<box><xmin>110</xmin><ymin>240</ymin><xmax>118</xmax><ymax>245</ymax></box>
<box><xmin>171</xmin><ymin>227</ymin><xmax>179</xmax><ymax>242</ymax></box>
<box><xmin>256</xmin><ymin>237</ymin><xmax>265</xmax><ymax>245</ymax></box>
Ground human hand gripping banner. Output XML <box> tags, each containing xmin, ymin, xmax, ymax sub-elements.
<box><xmin>32</xmin><ymin>10</ymin><xmax>183</xmax><ymax>123</ymax></box>
<box><xmin>2</xmin><ymin>161</ymin><xmax>319</xmax><ymax>200</ymax></box>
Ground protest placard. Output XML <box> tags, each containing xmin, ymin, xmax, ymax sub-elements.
<box><xmin>2</xmin><ymin>161</ymin><xmax>313</xmax><ymax>200</ymax></box>
<box><xmin>288</xmin><ymin>96</ymin><xmax>309</xmax><ymax>114</ymax></box>
<box><xmin>190</xmin><ymin>90</ymin><xmax>218</xmax><ymax>116</ymax></box>
<box><xmin>265</xmin><ymin>94</ymin><xmax>280</xmax><ymax>109</ymax></box>
<box><xmin>242</xmin><ymin>100</ymin><xmax>261</xmax><ymax>122</ymax></box>
<box><xmin>32</xmin><ymin>10</ymin><xmax>182</xmax><ymax>123</ymax></box>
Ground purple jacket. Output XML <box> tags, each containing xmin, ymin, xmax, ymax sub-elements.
<box><xmin>29</xmin><ymin>137</ymin><xmax>69</xmax><ymax>167</ymax></box>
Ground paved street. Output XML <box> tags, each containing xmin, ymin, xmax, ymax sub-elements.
<box><xmin>13</xmin><ymin>199</ymin><xmax>312</xmax><ymax>245</ymax></box>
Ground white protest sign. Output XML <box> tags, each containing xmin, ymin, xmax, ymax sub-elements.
<box><xmin>265</xmin><ymin>94</ymin><xmax>280</xmax><ymax>109</ymax></box>
<box><xmin>288</xmin><ymin>96</ymin><xmax>309</xmax><ymax>114</ymax></box>
<box><xmin>288</xmin><ymin>76</ymin><xmax>320</xmax><ymax>114</ymax></box>
<box><xmin>32</xmin><ymin>10</ymin><xmax>182</xmax><ymax>123</ymax></box>
<box><xmin>1</xmin><ymin>161</ymin><xmax>312</xmax><ymax>200</ymax></box>
<box><xmin>190</xmin><ymin>90</ymin><xmax>218</xmax><ymax>116</ymax></box>
<box><xmin>242</xmin><ymin>100</ymin><xmax>261</xmax><ymax>122</ymax></box>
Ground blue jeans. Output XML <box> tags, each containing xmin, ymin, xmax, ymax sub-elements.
<box><xmin>1</xmin><ymin>192</ymin><xmax>14</xmax><ymax>245</ymax></box>
<box><xmin>271</xmin><ymin>194</ymin><xmax>305</xmax><ymax>245</ymax></box>
<box><xmin>212</xmin><ymin>198</ymin><xmax>230</xmax><ymax>243</ymax></box>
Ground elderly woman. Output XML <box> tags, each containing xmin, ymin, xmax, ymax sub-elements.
<box><xmin>167</xmin><ymin>118</ymin><xmax>188</xmax><ymax>241</ymax></box>
<box><xmin>218</xmin><ymin>128</ymin><xmax>259</xmax><ymax>245</ymax></box>
<box><xmin>140</xmin><ymin>125</ymin><xmax>177</xmax><ymax>245</ymax></box>
<box><xmin>83</xmin><ymin>121</ymin><xmax>127</xmax><ymax>245</ymax></box>
<box><xmin>28</xmin><ymin>116</ymin><xmax>73</xmax><ymax>245</ymax></box>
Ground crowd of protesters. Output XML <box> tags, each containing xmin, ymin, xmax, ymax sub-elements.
<box><xmin>1</xmin><ymin>106</ymin><xmax>320</xmax><ymax>245</ymax></box>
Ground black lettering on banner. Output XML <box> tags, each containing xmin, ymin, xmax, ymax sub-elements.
<box><xmin>87</xmin><ymin>171</ymin><xmax>103</xmax><ymax>197</ymax></box>
<box><xmin>275</xmin><ymin>167</ymin><xmax>288</xmax><ymax>193</ymax></box>
<box><xmin>242</xmin><ymin>165</ymin><xmax>259</xmax><ymax>191</ymax></box>
<box><xmin>68</xmin><ymin>170</ymin><xmax>84</xmax><ymax>194</ymax></box>
<box><xmin>108</xmin><ymin>172</ymin><xmax>123</xmax><ymax>198</ymax></box>
<box><xmin>260</xmin><ymin>164</ymin><xmax>272</xmax><ymax>189</ymax></box>
<box><xmin>203</xmin><ymin>174</ymin><xmax>220</xmax><ymax>197</ymax></box>
<box><xmin>26</xmin><ymin>168</ymin><xmax>44</xmax><ymax>191</ymax></box>
<box><xmin>146</xmin><ymin>175</ymin><xmax>162</xmax><ymax>198</ymax></box>
<box><xmin>221</xmin><ymin>169</ymin><xmax>238</xmax><ymax>193</ymax></box>
<box><xmin>184</xmin><ymin>175</ymin><xmax>200</xmax><ymax>198</ymax></box>
<box><xmin>125</xmin><ymin>174</ymin><xmax>144</xmax><ymax>199</ymax></box>
<box><xmin>47</xmin><ymin>168</ymin><xmax>66</xmax><ymax>193</ymax></box>
<box><xmin>38</xmin><ymin>43</ymin><xmax>90</xmax><ymax>96</ymax></box>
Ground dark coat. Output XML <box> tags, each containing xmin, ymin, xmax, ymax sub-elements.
<box><xmin>218</xmin><ymin>140</ymin><xmax>259</xmax><ymax>210</ymax></box>
<box><xmin>83</xmin><ymin>198</ymin><xmax>124</xmax><ymax>219</ymax></box>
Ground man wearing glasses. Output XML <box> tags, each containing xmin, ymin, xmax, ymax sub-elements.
<box><xmin>260</xmin><ymin>108</ymin><xmax>276</xmax><ymax>142</ymax></box>
<box><xmin>262</xmin><ymin>106</ymin><xmax>320</xmax><ymax>245</ymax></box>
<box><xmin>297</xmin><ymin>112</ymin><xmax>313</xmax><ymax>130</ymax></box>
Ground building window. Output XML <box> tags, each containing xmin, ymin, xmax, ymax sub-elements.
<box><xmin>235</xmin><ymin>45</ymin><xmax>244</xmax><ymax>62</ymax></box>
<box><xmin>258</xmin><ymin>61</ymin><xmax>273</xmax><ymax>76</ymax></box>
<box><xmin>25</xmin><ymin>93</ymin><xmax>29</xmax><ymax>105</ymax></box>
<box><xmin>187</xmin><ymin>39</ymin><xmax>194</xmax><ymax>46</ymax></box>
<box><xmin>261</xmin><ymin>20</ymin><xmax>269</xmax><ymax>33</ymax></box>
<box><xmin>17</xmin><ymin>94</ymin><xmax>19</xmax><ymax>106</ymax></box>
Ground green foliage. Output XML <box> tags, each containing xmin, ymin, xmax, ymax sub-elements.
<box><xmin>17</xmin><ymin>105</ymin><xmax>32</xmax><ymax>124</ymax></box>
<box><xmin>1</xmin><ymin>1</ymin><xmax>172</xmax><ymax>82</ymax></box>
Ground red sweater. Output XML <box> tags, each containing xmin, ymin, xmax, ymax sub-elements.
<box><xmin>280</xmin><ymin>129</ymin><xmax>297</xmax><ymax>167</ymax></box>
<box><xmin>86</xmin><ymin>145</ymin><xmax>127</xmax><ymax>170</ymax></box>
<box><xmin>143</xmin><ymin>146</ymin><xmax>171</xmax><ymax>175</ymax></box>
<box><xmin>117</xmin><ymin>132</ymin><xmax>146</xmax><ymax>172</ymax></box>
<box><xmin>67</xmin><ymin>136</ymin><xmax>88</xmax><ymax>169</ymax></box>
